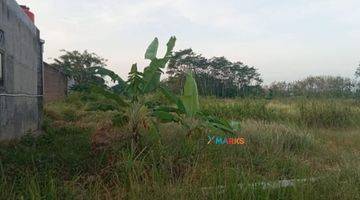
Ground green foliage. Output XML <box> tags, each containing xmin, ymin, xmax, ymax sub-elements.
<box><xmin>165</xmin><ymin>49</ymin><xmax>263</xmax><ymax>97</ymax></box>
<box><xmin>111</xmin><ymin>80</ymin><xmax>127</xmax><ymax>95</ymax></box>
<box><xmin>142</xmin><ymin>37</ymin><xmax>177</xmax><ymax>94</ymax></box>
<box><xmin>69</xmin><ymin>84</ymin><xmax>128</xmax><ymax>109</ymax></box>
<box><xmin>89</xmin><ymin>85</ymin><xmax>128</xmax><ymax>107</ymax></box>
<box><xmin>181</xmin><ymin>72</ymin><xmax>200</xmax><ymax>117</ymax></box>
<box><xmin>201</xmin><ymin>115</ymin><xmax>234</xmax><ymax>133</ymax></box>
<box><xmin>88</xmin><ymin>66</ymin><xmax>124</xmax><ymax>83</ymax></box>
<box><xmin>126</xmin><ymin>64</ymin><xmax>144</xmax><ymax>101</ymax></box>
<box><xmin>85</xmin><ymin>98</ymin><xmax>119</xmax><ymax>111</ymax></box>
<box><xmin>126</xmin><ymin>37</ymin><xmax>177</xmax><ymax>101</ymax></box>
<box><xmin>268</xmin><ymin>76</ymin><xmax>356</xmax><ymax>99</ymax></box>
<box><xmin>159</xmin><ymin>86</ymin><xmax>186</xmax><ymax>113</ymax></box>
<box><xmin>112</xmin><ymin>113</ymin><xmax>128</xmax><ymax>127</ymax></box>
<box><xmin>62</xmin><ymin>108</ymin><xmax>77</xmax><ymax>122</ymax></box>
<box><xmin>142</xmin><ymin>60</ymin><xmax>163</xmax><ymax>93</ymax></box>
<box><xmin>51</xmin><ymin>50</ymin><xmax>124</xmax><ymax>88</ymax></box>
<box><xmin>158</xmin><ymin>72</ymin><xmax>236</xmax><ymax>135</ymax></box>
<box><xmin>153</xmin><ymin>110</ymin><xmax>179</xmax><ymax>123</ymax></box>
<box><xmin>123</xmin><ymin>37</ymin><xmax>182</xmax><ymax>149</ymax></box>
<box><xmin>145</xmin><ymin>38</ymin><xmax>159</xmax><ymax>60</ymax></box>
<box><xmin>48</xmin><ymin>38</ymin><xmax>236</xmax><ymax>138</ymax></box>
<box><xmin>165</xmin><ymin>37</ymin><xmax>177</xmax><ymax>59</ymax></box>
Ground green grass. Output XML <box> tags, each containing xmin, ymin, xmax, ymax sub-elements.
<box><xmin>0</xmin><ymin>96</ymin><xmax>359</xmax><ymax>199</ymax></box>
<box><xmin>201</xmin><ymin>98</ymin><xmax>360</xmax><ymax>128</ymax></box>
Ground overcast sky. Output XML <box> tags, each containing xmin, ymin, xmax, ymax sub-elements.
<box><xmin>17</xmin><ymin>0</ymin><xmax>360</xmax><ymax>84</ymax></box>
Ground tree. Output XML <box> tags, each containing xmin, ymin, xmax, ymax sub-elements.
<box><xmin>356</xmin><ymin>63</ymin><xmax>360</xmax><ymax>78</ymax></box>
<box><xmin>354</xmin><ymin>63</ymin><xmax>360</xmax><ymax>99</ymax></box>
<box><xmin>166</xmin><ymin>49</ymin><xmax>208</xmax><ymax>94</ymax></box>
<box><xmin>268</xmin><ymin>81</ymin><xmax>292</xmax><ymax>98</ymax></box>
<box><xmin>165</xmin><ymin>49</ymin><xmax>263</xmax><ymax>97</ymax></box>
<box><xmin>51</xmin><ymin>50</ymin><xmax>123</xmax><ymax>88</ymax></box>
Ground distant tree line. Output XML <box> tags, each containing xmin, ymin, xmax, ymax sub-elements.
<box><xmin>52</xmin><ymin>49</ymin><xmax>360</xmax><ymax>100</ymax></box>
<box><xmin>163</xmin><ymin>49</ymin><xmax>263</xmax><ymax>98</ymax></box>
<box><xmin>266</xmin><ymin>63</ymin><xmax>360</xmax><ymax>99</ymax></box>
<box><xmin>266</xmin><ymin>76</ymin><xmax>360</xmax><ymax>99</ymax></box>
<box><xmin>356</xmin><ymin>63</ymin><xmax>360</xmax><ymax>78</ymax></box>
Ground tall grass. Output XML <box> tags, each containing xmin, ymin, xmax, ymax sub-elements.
<box><xmin>2</xmin><ymin>118</ymin><xmax>357</xmax><ymax>199</ymax></box>
<box><xmin>201</xmin><ymin>98</ymin><xmax>281</xmax><ymax>122</ymax></box>
<box><xmin>297</xmin><ymin>100</ymin><xmax>357</xmax><ymax>128</ymax></box>
<box><xmin>201</xmin><ymin>98</ymin><xmax>360</xmax><ymax>129</ymax></box>
<box><xmin>1</xmin><ymin>96</ymin><xmax>360</xmax><ymax>199</ymax></box>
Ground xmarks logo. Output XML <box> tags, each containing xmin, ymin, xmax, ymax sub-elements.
<box><xmin>207</xmin><ymin>135</ymin><xmax>245</xmax><ymax>145</ymax></box>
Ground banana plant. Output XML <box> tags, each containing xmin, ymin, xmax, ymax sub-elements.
<box><xmin>181</xmin><ymin>72</ymin><xmax>200</xmax><ymax>117</ymax></box>
<box><xmin>122</xmin><ymin>36</ymin><xmax>236</xmax><ymax>150</ymax></box>
<box><xmin>155</xmin><ymin>72</ymin><xmax>236</xmax><ymax>135</ymax></box>
<box><xmin>143</xmin><ymin>36</ymin><xmax>176</xmax><ymax>94</ymax></box>
<box><xmin>126</xmin><ymin>64</ymin><xmax>144</xmax><ymax>102</ymax></box>
<box><xmin>126</xmin><ymin>36</ymin><xmax>177</xmax><ymax>99</ymax></box>
<box><xmin>124</xmin><ymin>37</ymin><xmax>177</xmax><ymax>150</ymax></box>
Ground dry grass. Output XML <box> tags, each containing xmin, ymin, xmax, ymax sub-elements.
<box><xmin>1</xmin><ymin>96</ymin><xmax>359</xmax><ymax>199</ymax></box>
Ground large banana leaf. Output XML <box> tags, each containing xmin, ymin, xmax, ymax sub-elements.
<box><xmin>145</xmin><ymin>38</ymin><xmax>159</xmax><ymax>60</ymax></box>
<box><xmin>88</xmin><ymin>66</ymin><xmax>124</xmax><ymax>83</ymax></box>
<box><xmin>126</xmin><ymin>64</ymin><xmax>144</xmax><ymax>100</ymax></box>
<box><xmin>202</xmin><ymin>115</ymin><xmax>234</xmax><ymax>133</ymax></box>
<box><xmin>181</xmin><ymin>72</ymin><xmax>200</xmax><ymax>117</ymax></box>
<box><xmin>165</xmin><ymin>36</ymin><xmax>176</xmax><ymax>58</ymax></box>
<box><xmin>159</xmin><ymin>86</ymin><xmax>186</xmax><ymax>113</ymax></box>
<box><xmin>142</xmin><ymin>37</ymin><xmax>177</xmax><ymax>93</ymax></box>
<box><xmin>153</xmin><ymin>110</ymin><xmax>180</xmax><ymax>123</ymax></box>
<box><xmin>142</xmin><ymin>61</ymin><xmax>163</xmax><ymax>93</ymax></box>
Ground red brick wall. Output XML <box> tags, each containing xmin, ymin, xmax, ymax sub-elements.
<box><xmin>43</xmin><ymin>63</ymin><xmax>67</xmax><ymax>102</ymax></box>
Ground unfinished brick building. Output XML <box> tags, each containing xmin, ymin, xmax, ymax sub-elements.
<box><xmin>43</xmin><ymin>62</ymin><xmax>68</xmax><ymax>102</ymax></box>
